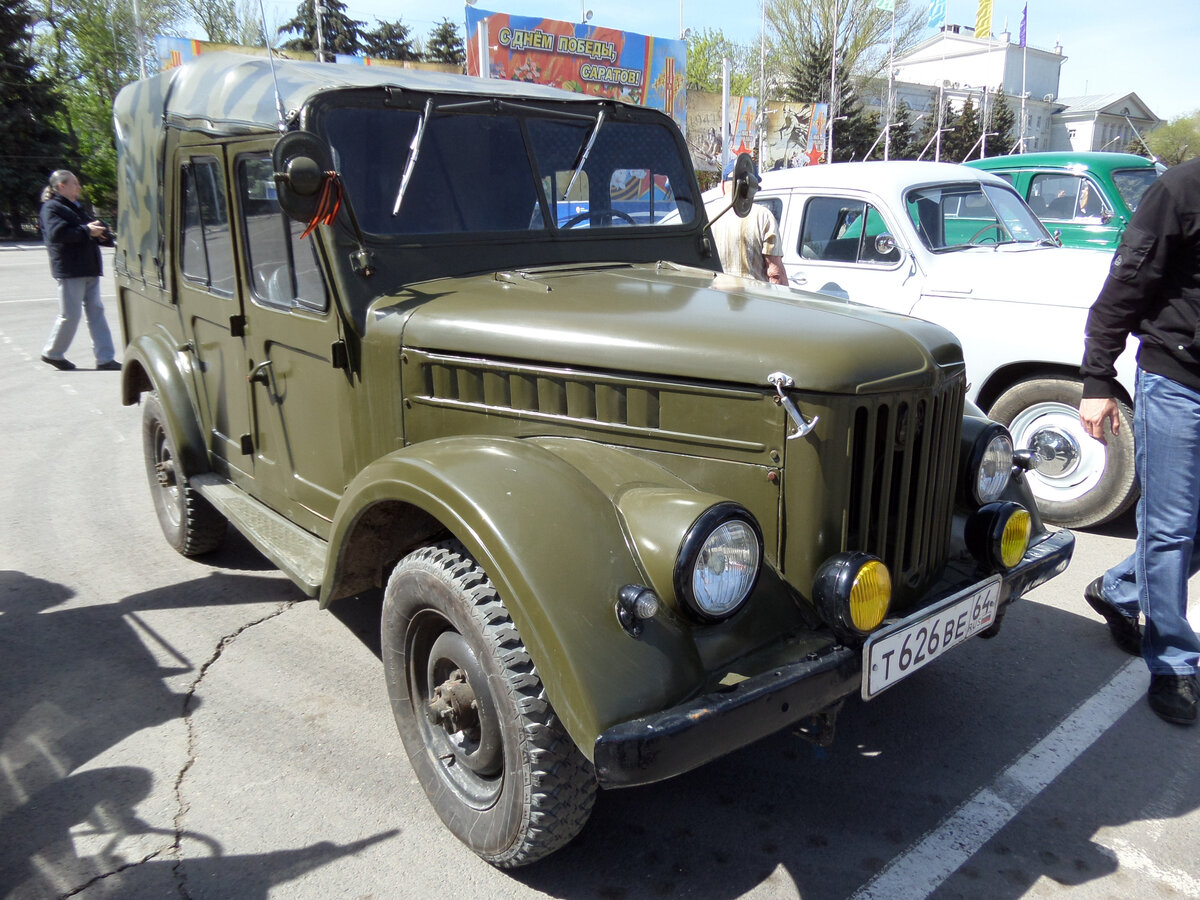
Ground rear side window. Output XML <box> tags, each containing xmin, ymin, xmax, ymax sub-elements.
<box><xmin>798</xmin><ymin>196</ymin><xmax>898</xmax><ymax>264</ymax></box>
<box><xmin>180</xmin><ymin>158</ymin><xmax>235</xmax><ymax>296</ymax></box>
<box><xmin>237</xmin><ymin>155</ymin><xmax>327</xmax><ymax>312</ymax></box>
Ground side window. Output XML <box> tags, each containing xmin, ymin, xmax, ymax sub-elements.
<box><xmin>1030</xmin><ymin>173</ymin><xmax>1083</xmax><ymax>219</ymax></box>
<box><xmin>754</xmin><ymin>197</ymin><xmax>783</xmax><ymax>228</ymax></box>
<box><xmin>237</xmin><ymin>155</ymin><xmax>327</xmax><ymax>312</ymax></box>
<box><xmin>180</xmin><ymin>157</ymin><xmax>235</xmax><ymax>296</ymax></box>
<box><xmin>798</xmin><ymin>196</ymin><xmax>895</xmax><ymax>264</ymax></box>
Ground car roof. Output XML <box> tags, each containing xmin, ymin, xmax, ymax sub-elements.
<box><xmin>965</xmin><ymin>151</ymin><xmax>1157</xmax><ymax>173</ymax></box>
<box><xmin>757</xmin><ymin>160</ymin><xmax>1009</xmax><ymax>193</ymax></box>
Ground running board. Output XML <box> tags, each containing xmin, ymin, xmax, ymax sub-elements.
<box><xmin>190</xmin><ymin>473</ymin><xmax>326</xmax><ymax>597</ymax></box>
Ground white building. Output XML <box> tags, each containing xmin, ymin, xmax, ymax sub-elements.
<box><xmin>865</xmin><ymin>25</ymin><xmax>1160</xmax><ymax>156</ymax></box>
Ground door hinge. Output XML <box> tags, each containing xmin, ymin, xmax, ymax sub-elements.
<box><xmin>229</xmin><ymin>314</ymin><xmax>246</xmax><ymax>337</ymax></box>
<box><xmin>331</xmin><ymin>339</ymin><xmax>349</xmax><ymax>371</ymax></box>
<box><xmin>239</xmin><ymin>433</ymin><xmax>253</xmax><ymax>455</ymax></box>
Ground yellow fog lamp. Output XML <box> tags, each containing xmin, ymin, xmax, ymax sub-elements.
<box><xmin>813</xmin><ymin>552</ymin><xmax>892</xmax><ymax>643</ymax></box>
<box><xmin>966</xmin><ymin>502</ymin><xmax>1032</xmax><ymax>571</ymax></box>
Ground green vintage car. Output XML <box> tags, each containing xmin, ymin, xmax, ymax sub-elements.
<box><xmin>113</xmin><ymin>53</ymin><xmax>1073</xmax><ymax>866</ymax></box>
<box><xmin>966</xmin><ymin>151</ymin><xmax>1163</xmax><ymax>250</ymax></box>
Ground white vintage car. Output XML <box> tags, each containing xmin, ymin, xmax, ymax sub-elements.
<box><xmin>722</xmin><ymin>160</ymin><xmax>1138</xmax><ymax>528</ymax></box>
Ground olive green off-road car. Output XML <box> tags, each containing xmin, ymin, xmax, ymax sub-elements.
<box><xmin>113</xmin><ymin>52</ymin><xmax>1073</xmax><ymax>866</ymax></box>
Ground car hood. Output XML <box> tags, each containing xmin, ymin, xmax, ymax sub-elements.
<box><xmin>922</xmin><ymin>244</ymin><xmax>1111</xmax><ymax>308</ymax></box>
<box><xmin>387</xmin><ymin>263</ymin><xmax>964</xmax><ymax>395</ymax></box>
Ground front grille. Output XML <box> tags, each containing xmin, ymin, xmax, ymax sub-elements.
<box><xmin>845</xmin><ymin>375</ymin><xmax>965</xmax><ymax>607</ymax></box>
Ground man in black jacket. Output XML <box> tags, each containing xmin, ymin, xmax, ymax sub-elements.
<box><xmin>1079</xmin><ymin>157</ymin><xmax>1200</xmax><ymax>725</ymax></box>
<box><xmin>39</xmin><ymin>170</ymin><xmax>119</xmax><ymax>371</ymax></box>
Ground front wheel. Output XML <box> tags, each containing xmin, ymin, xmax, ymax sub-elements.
<box><xmin>988</xmin><ymin>376</ymin><xmax>1136</xmax><ymax>528</ymax></box>
<box><xmin>381</xmin><ymin>541</ymin><xmax>596</xmax><ymax>867</ymax></box>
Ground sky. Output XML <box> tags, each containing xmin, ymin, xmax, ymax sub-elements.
<box><xmin>245</xmin><ymin>0</ymin><xmax>1198</xmax><ymax>122</ymax></box>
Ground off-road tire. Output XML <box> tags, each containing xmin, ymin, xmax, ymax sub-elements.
<box><xmin>141</xmin><ymin>392</ymin><xmax>225</xmax><ymax>556</ymax></box>
<box><xmin>988</xmin><ymin>376</ymin><xmax>1136</xmax><ymax>529</ymax></box>
<box><xmin>381</xmin><ymin>540</ymin><xmax>597</xmax><ymax>867</ymax></box>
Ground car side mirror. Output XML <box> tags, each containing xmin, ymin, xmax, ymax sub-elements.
<box><xmin>728</xmin><ymin>152</ymin><xmax>759</xmax><ymax>218</ymax></box>
<box><xmin>874</xmin><ymin>233</ymin><xmax>897</xmax><ymax>256</ymax></box>
<box><xmin>272</xmin><ymin>131</ymin><xmax>335</xmax><ymax>222</ymax></box>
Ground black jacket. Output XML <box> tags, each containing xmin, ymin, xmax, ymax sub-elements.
<box><xmin>1081</xmin><ymin>157</ymin><xmax>1200</xmax><ymax>397</ymax></box>
<box><xmin>40</xmin><ymin>193</ymin><xmax>103</xmax><ymax>280</ymax></box>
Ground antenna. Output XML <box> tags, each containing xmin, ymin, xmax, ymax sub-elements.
<box><xmin>259</xmin><ymin>0</ymin><xmax>287</xmax><ymax>133</ymax></box>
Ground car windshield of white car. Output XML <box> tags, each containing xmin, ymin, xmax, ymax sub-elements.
<box><xmin>906</xmin><ymin>183</ymin><xmax>1049</xmax><ymax>252</ymax></box>
<box><xmin>320</xmin><ymin>105</ymin><xmax>698</xmax><ymax>237</ymax></box>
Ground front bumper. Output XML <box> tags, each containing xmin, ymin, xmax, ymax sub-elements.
<box><xmin>593</xmin><ymin>527</ymin><xmax>1074</xmax><ymax>789</ymax></box>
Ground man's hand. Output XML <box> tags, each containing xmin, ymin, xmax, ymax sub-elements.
<box><xmin>765</xmin><ymin>255</ymin><xmax>788</xmax><ymax>286</ymax></box>
<box><xmin>1080</xmin><ymin>396</ymin><xmax>1120</xmax><ymax>443</ymax></box>
<box><xmin>87</xmin><ymin>219</ymin><xmax>106</xmax><ymax>239</ymax></box>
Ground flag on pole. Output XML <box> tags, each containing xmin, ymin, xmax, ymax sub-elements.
<box><xmin>975</xmin><ymin>0</ymin><xmax>994</xmax><ymax>38</ymax></box>
<box><xmin>1019</xmin><ymin>3</ymin><xmax>1028</xmax><ymax>47</ymax></box>
<box><xmin>928</xmin><ymin>0</ymin><xmax>946</xmax><ymax>28</ymax></box>
<box><xmin>876</xmin><ymin>0</ymin><xmax>895</xmax><ymax>10</ymax></box>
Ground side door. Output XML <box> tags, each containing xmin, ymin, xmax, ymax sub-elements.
<box><xmin>231</xmin><ymin>147</ymin><xmax>350</xmax><ymax>536</ymax></box>
<box><xmin>1027</xmin><ymin>172</ymin><xmax>1121</xmax><ymax>250</ymax></box>
<box><xmin>770</xmin><ymin>190</ymin><xmax>921</xmax><ymax>315</ymax></box>
<box><xmin>174</xmin><ymin>143</ymin><xmax>254</xmax><ymax>480</ymax></box>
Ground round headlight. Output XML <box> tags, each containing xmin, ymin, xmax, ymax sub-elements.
<box><xmin>965</xmin><ymin>425</ymin><xmax>1014</xmax><ymax>505</ymax></box>
<box><xmin>965</xmin><ymin>502</ymin><xmax>1032</xmax><ymax>571</ymax></box>
<box><xmin>674</xmin><ymin>505</ymin><xmax>763</xmax><ymax>621</ymax></box>
<box><xmin>813</xmin><ymin>551</ymin><xmax>892</xmax><ymax>643</ymax></box>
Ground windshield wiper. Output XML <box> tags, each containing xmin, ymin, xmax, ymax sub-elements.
<box><xmin>392</xmin><ymin>98</ymin><xmax>434</xmax><ymax>216</ymax></box>
<box><xmin>560</xmin><ymin>108</ymin><xmax>606</xmax><ymax>202</ymax></box>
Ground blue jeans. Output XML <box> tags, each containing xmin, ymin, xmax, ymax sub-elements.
<box><xmin>1102</xmin><ymin>369</ymin><xmax>1200</xmax><ymax>676</ymax></box>
<box><xmin>42</xmin><ymin>275</ymin><xmax>116</xmax><ymax>365</ymax></box>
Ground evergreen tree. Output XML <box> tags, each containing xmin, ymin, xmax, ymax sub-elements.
<box><xmin>883</xmin><ymin>99</ymin><xmax>922</xmax><ymax>159</ymax></box>
<box><xmin>947</xmin><ymin>96</ymin><xmax>981</xmax><ymax>162</ymax></box>
<box><xmin>278</xmin><ymin>0</ymin><xmax>364</xmax><ymax>59</ymax></box>
<box><xmin>363</xmin><ymin>19</ymin><xmax>420</xmax><ymax>61</ymax></box>
<box><xmin>781</xmin><ymin>34</ymin><xmax>874</xmax><ymax>162</ymax></box>
<box><xmin>1</xmin><ymin>0</ymin><xmax>70</xmax><ymax>236</ymax></box>
<box><xmin>424</xmin><ymin>18</ymin><xmax>464</xmax><ymax>68</ymax></box>
<box><xmin>983</xmin><ymin>86</ymin><xmax>1016</xmax><ymax>157</ymax></box>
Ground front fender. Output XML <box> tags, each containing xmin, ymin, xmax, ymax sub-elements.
<box><xmin>324</xmin><ymin>435</ymin><xmax>718</xmax><ymax>756</ymax></box>
<box><xmin>121</xmin><ymin>328</ymin><xmax>208</xmax><ymax>479</ymax></box>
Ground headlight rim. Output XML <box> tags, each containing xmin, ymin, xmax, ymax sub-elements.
<box><xmin>962</xmin><ymin>422</ymin><xmax>1015</xmax><ymax>507</ymax></box>
<box><xmin>672</xmin><ymin>502</ymin><xmax>764</xmax><ymax>623</ymax></box>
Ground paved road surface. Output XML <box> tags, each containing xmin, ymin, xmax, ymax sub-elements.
<box><xmin>1</xmin><ymin>243</ymin><xmax>1197</xmax><ymax>899</ymax></box>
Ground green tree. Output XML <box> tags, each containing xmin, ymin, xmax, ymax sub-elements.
<box><xmin>947</xmin><ymin>96</ymin><xmax>981</xmax><ymax>161</ymax></box>
<box><xmin>878</xmin><ymin>98</ymin><xmax>922</xmax><ymax>159</ymax></box>
<box><xmin>766</xmin><ymin>0</ymin><xmax>927</xmax><ymax>88</ymax></box>
<box><xmin>363</xmin><ymin>19</ymin><xmax>420</xmax><ymax>61</ymax></box>
<box><xmin>780</xmin><ymin>32</ymin><xmax>875</xmax><ymax>162</ymax></box>
<box><xmin>1144</xmin><ymin>111</ymin><xmax>1199</xmax><ymax>165</ymax></box>
<box><xmin>685</xmin><ymin>27</ymin><xmax>756</xmax><ymax>95</ymax></box>
<box><xmin>982</xmin><ymin>86</ymin><xmax>1016</xmax><ymax>157</ymax></box>
<box><xmin>423</xmin><ymin>17</ymin><xmax>464</xmax><ymax>67</ymax></box>
<box><xmin>33</xmin><ymin>0</ymin><xmax>185</xmax><ymax>217</ymax></box>
<box><xmin>185</xmin><ymin>0</ymin><xmax>264</xmax><ymax>46</ymax></box>
<box><xmin>1</xmin><ymin>0</ymin><xmax>71</xmax><ymax>236</ymax></box>
<box><xmin>278</xmin><ymin>0</ymin><xmax>364</xmax><ymax>59</ymax></box>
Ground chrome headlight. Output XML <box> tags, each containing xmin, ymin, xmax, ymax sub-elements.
<box><xmin>673</xmin><ymin>504</ymin><xmax>763</xmax><ymax>621</ymax></box>
<box><xmin>962</xmin><ymin>422</ymin><xmax>1014</xmax><ymax>506</ymax></box>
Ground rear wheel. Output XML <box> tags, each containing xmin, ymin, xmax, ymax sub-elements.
<box><xmin>381</xmin><ymin>541</ymin><xmax>596</xmax><ymax>867</ymax></box>
<box><xmin>988</xmin><ymin>376</ymin><xmax>1136</xmax><ymax>528</ymax></box>
<box><xmin>141</xmin><ymin>392</ymin><xmax>225</xmax><ymax>556</ymax></box>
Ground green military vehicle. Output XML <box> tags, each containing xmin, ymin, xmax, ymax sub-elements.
<box><xmin>113</xmin><ymin>53</ymin><xmax>1073</xmax><ymax>866</ymax></box>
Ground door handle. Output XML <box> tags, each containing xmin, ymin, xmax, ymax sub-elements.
<box><xmin>247</xmin><ymin>360</ymin><xmax>273</xmax><ymax>385</ymax></box>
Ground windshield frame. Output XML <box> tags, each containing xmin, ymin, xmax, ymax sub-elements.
<box><xmin>905</xmin><ymin>180</ymin><xmax>1054</xmax><ymax>253</ymax></box>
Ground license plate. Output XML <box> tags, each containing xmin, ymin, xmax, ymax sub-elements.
<box><xmin>862</xmin><ymin>576</ymin><xmax>1002</xmax><ymax>700</ymax></box>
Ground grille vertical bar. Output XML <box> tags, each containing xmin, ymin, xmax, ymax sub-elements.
<box><xmin>846</xmin><ymin>376</ymin><xmax>965</xmax><ymax>606</ymax></box>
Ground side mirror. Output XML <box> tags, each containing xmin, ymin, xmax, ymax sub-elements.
<box><xmin>272</xmin><ymin>131</ymin><xmax>335</xmax><ymax>222</ymax></box>
<box><xmin>729</xmin><ymin>152</ymin><xmax>759</xmax><ymax>218</ymax></box>
<box><xmin>874</xmin><ymin>233</ymin><xmax>897</xmax><ymax>256</ymax></box>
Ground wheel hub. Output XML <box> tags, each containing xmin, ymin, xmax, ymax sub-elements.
<box><xmin>428</xmin><ymin>668</ymin><xmax>479</xmax><ymax>736</ymax></box>
<box><xmin>1028</xmin><ymin>425</ymin><xmax>1080</xmax><ymax>478</ymax></box>
<box><xmin>424</xmin><ymin>630</ymin><xmax>503</xmax><ymax>778</ymax></box>
<box><xmin>155</xmin><ymin>458</ymin><xmax>177</xmax><ymax>488</ymax></box>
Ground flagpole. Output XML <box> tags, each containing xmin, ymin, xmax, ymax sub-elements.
<box><xmin>885</xmin><ymin>4</ymin><xmax>895</xmax><ymax>160</ymax></box>
<box><xmin>1019</xmin><ymin>3</ymin><xmax>1028</xmax><ymax>152</ymax></box>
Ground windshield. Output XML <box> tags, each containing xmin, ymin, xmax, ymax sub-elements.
<box><xmin>1112</xmin><ymin>167</ymin><xmax>1160</xmax><ymax>213</ymax></box>
<box><xmin>321</xmin><ymin>104</ymin><xmax>698</xmax><ymax>237</ymax></box>
<box><xmin>906</xmin><ymin>182</ymin><xmax>1051</xmax><ymax>251</ymax></box>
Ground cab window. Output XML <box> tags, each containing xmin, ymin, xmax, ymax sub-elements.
<box><xmin>237</xmin><ymin>155</ymin><xmax>327</xmax><ymax>312</ymax></box>
<box><xmin>798</xmin><ymin>196</ymin><xmax>899</xmax><ymax>265</ymax></box>
<box><xmin>180</xmin><ymin>157</ymin><xmax>235</xmax><ymax>296</ymax></box>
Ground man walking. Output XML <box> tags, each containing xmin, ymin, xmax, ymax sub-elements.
<box><xmin>1079</xmin><ymin>156</ymin><xmax>1200</xmax><ymax>725</ymax></box>
<box><xmin>39</xmin><ymin>170</ymin><xmax>119</xmax><ymax>371</ymax></box>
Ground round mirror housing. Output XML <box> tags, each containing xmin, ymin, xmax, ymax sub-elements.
<box><xmin>874</xmin><ymin>233</ymin><xmax>896</xmax><ymax>256</ymax></box>
<box><xmin>729</xmin><ymin>152</ymin><xmax>760</xmax><ymax>218</ymax></box>
<box><xmin>271</xmin><ymin>131</ymin><xmax>335</xmax><ymax>222</ymax></box>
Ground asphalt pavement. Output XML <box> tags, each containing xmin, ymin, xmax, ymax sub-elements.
<box><xmin>1</xmin><ymin>241</ymin><xmax>1197</xmax><ymax>899</ymax></box>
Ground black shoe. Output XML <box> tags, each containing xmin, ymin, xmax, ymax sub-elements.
<box><xmin>1083</xmin><ymin>577</ymin><xmax>1142</xmax><ymax>657</ymax></box>
<box><xmin>1148</xmin><ymin>674</ymin><xmax>1199</xmax><ymax>725</ymax></box>
<box><xmin>96</xmin><ymin>360</ymin><xmax>121</xmax><ymax>371</ymax></box>
<box><xmin>41</xmin><ymin>354</ymin><xmax>75</xmax><ymax>371</ymax></box>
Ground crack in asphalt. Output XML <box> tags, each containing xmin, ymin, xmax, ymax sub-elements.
<box><xmin>55</xmin><ymin>598</ymin><xmax>299</xmax><ymax>900</ymax></box>
<box><xmin>168</xmin><ymin>598</ymin><xmax>299</xmax><ymax>900</ymax></box>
